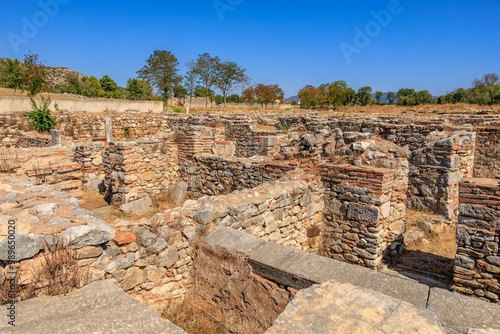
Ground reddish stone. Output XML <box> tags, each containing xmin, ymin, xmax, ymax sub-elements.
<box><xmin>113</xmin><ymin>231</ymin><xmax>136</xmax><ymax>245</ymax></box>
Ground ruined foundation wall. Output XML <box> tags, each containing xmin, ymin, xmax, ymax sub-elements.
<box><xmin>103</xmin><ymin>137</ymin><xmax>179</xmax><ymax>204</ymax></box>
<box><xmin>454</xmin><ymin>178</ymin><xmax>500</xmax><ymax>302</ymax></box>
<box><xmin>474</xmin><ymin>127</ymin><xmax>500</xmax><ymax>178</ymax></box>
<box><xmin>319</xmin><ymin>164</ymin><xmax>407</xmax><ymax>269</ymax></box>
<box><xmin>406</xmin><ymin>132</ymin><xmax>476</xmax><ymax>219</ymax></box>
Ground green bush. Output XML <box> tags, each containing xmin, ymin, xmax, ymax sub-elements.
<box><xmin>27</xmin><ymin>97</ymin><xmax>56</xmax><ymax>132</ymax></box>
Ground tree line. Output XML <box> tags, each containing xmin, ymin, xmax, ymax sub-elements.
<box><xmin>1</xmin><ymin>52</ymin><xmax>498</xmax><ymax>108</ymax></box>
<box><xmin>298</xmin><ymin>73</ymin><xmax>499</xmax><ymax>109</ymax></box>
<box><xmin>0</xmin><ymin>50</ymin><xmax>285</xmax><ymax>107</ymax></box>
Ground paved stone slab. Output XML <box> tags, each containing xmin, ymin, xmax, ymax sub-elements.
<box><xmin>267</xmin><ymin>281</ymin><xmax>445</xmax><ymax>334</ymax></box>
<box><xmin>0</xmin><ymin>279</ymin><xmax>185</xmax><ymax>334</ymax></box>
<box><xmin>201</xmin><ymin>227</ymin><xmax>267</xmax><ymax>256</ymax></box>
<box><xmin>427</xmin><ymin>287</ymin><xmax>500</xmax><ymax>334</ymax></box>
<box><xmin>249</xmin><ymin>241</ymin><xmax>430</xmax><ymax>308</ymax></box>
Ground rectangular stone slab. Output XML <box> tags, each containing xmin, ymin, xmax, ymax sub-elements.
<box><xmin>249</xmin><ymin>242</ymin><xmax>430</xmax><ymax>309</ymax></box>
<box><xmin>427</xmin><ymin>287</ymin><xmax>500</xmax><ymax>333</ymax></box>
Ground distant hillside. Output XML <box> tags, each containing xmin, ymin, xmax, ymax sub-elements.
<box><xmin>286</xmin><ymin>95</ymin><xmax>300</xmax><ymax>103</ymax></box>
<box><xmin>45</xmin><ymin>66</ymin><xmax>86</xmax><ymax>88</ymax></box>
<box><xmin>0</xmin><ymin>58</ymin><xmax>86</xmax><ymax>89</ymax></box>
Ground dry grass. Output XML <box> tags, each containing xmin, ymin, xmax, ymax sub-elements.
<box><xmin>0</xmin><ymin>148</ymin><xmax>19</xmax><ymax>173</ymax></box>
<box><xmin>391</xmin><ymin>209</ymin><xmax>457</xmax><ymax>280</ymax></box>
<box><xmin>0</xmin><ymin>239</ymin><xmax>89</xmax><ymax>304</ymax></box>
<box><xmin>81</xmin><ymin>190</ymin><xmax>109</xmax><ymax>211</ymax></box>
<box><xmin>35</xmin><ymin>240</ymin><xmax>90</xmax><ymax>296</ymax></box>
<box><xmin>162</xmin><ymin>295</ymin><xmax>225</xmax><ymax>334</ymax></box>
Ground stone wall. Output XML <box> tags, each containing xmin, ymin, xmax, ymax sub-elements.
<box><xmin>194</xmin><ymin>239</ymin><xmax>294</xmax><ymax>333</ymax></box>
<box><xmin>320</xmin><ymin>164</ymin><xmax>406</xmax><ymax>269</ymax></box>
<box><xmin>407</xmin><ymin>132</ymin><xmax>476</xmax><ymax>219</ymax></box>
<box><xmin>1</xmin><ymin>147</ymin><xmax>84</xmax><ymax>198</ymax></box>
<box><xmin>454</xmin><ymin>178</ymin><xmax>500</xmax><ymax>302</ymax></box>
<box><xmin>474</xmin><ymin>127</ymin><xmax>500</xmax><ymax>178</ymax></box>
<box><xmin>0</xmin><ymin>96</ymin><xmax>162</xmax><ymax>114</ymax></box>
<box><xmin>103</xmin><ymin>136</ymin><xmax>179</xmax><ymax>204</ymax></box>
<box><xmin>74</xmin><ymin>142</ymin><xmax>106</xmax><ymax>190</ymax></box>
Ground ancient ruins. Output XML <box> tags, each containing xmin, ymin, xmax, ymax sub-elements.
<box><xmin>0</xmin><ymin>108</ymin><xmax>500</xmax><ymax>333</ymax></box>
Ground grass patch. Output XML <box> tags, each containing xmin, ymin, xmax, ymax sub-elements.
<box><xmin>162</xmin><ymin>295</ymin><xmax>225</xmax><ymax>334</ymax></box>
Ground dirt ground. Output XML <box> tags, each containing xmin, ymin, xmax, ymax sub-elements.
<box><xmin>389</xmin><ymin>209</ymin><xmax>457</xmax><ymax>285</ymax></box>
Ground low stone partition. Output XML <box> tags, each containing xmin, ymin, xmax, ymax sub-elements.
<box><xmin>319</xmin><ymin>164</ymin><xmax>406</xmax><ymax>269</ymax></box>
<box><xmin>103</xmin><ymin>136</ymin><xmax>179</xmax><ymax>204</ymax></box>
<box><xmin>74</xmin><ymin>142</ymin><xmax>107</xmax><ymax>191</ymax></box>
<box><xmin>407</xmin><ymin>132</ymin><xmax>476</xmax><ymax>219</ymax></box>
<box><xmin>454</xmin><ymin>178</ymin><xmax>500</xmax><ymax>302</ymax></box>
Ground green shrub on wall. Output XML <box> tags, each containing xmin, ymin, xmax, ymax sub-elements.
<box><xmin>27</xmin><ymin>97</ymin><xmax>56</xmax><ymax>132</ymax></box>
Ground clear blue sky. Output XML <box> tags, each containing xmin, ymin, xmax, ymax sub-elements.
<box><xmin>1</xmin><ymin>0</ymin><xmax>499</xmax><ymax>97</ymax></box>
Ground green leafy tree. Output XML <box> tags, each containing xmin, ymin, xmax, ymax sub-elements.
<box><xmin>375</xmin><ymin>91</ymin><xmax>383</xmax><ymax>104</ymax></box>
<box><xmin>126</xmin><ymin>78</ymin><xmax>145</xmax><ymax>100</ymax></box>
<box><xmin>173</xmin><ymin>85</ymin><xmax>188</xmax><ymax>98</ymax></box>
<box><xmin>214</xmin><ymin>60</ymin><xmax>248</xmax><ymax>107</ymax></box>
<box><xmin>227</xmin><ymin>94</ymin><xmax>240</xmax><ymax>103</ymax></box>
<box><xmin>386</xmin><ymin>92</ymin><xmax>396</xmax><ymax>104</ymax></box>
<box><xmin>100</xmin><ymin>75</ymin><xmax>119</xmax><ymax>98</ymax></box>
<box><xmin>298</xmin><ymin>85</ymin><xmax>321</xmax><ymax>108</ymax></box>
<box><xmin>81</xmin><ymin>76</ymin><xmax>102</xmax><ymax>98</ymax></box>
<box><xmin>60</xmin><ymin>72</ymin><xmax>83</xmax><ymax>95</ymax></box>
<box><xmin>194</xmin><ymin>53</ymin><xmax>221</xmax><ymax>107</ymax></box>
<box><xmin>194</xmin><ymin>86</ymin><xmax>214</xmax><ymax>98</ymax></box>
<box><xmin>473</xmin><ymin>73</ymin><xmax>500</xmax><ymax>104</ymax></box>
<box><xmin>357</xmin><ymin>86</ymin><xmax>373</xmax><ymax>106</ymax></box>
<box><xmin>255</xmin><ymin>84</ymin><xmax>284</xmax><ymax>108</ymax></box>
<box><xmin>137</xmin><ymin>50</ymin><xmax>181</xmax><ymax>104</ymax></box>
<box><xmin>397</xmin><ymin>88</ymin><xmax>417</xmax><ymax>106</ymax></box>
<box><xmin>0</xmin><ymin>59</ymin><xmax>24</xmax><ymax>93</ymax></box>
<box><xmin>20</xmin><ymin>52</ymin><xmax>48</xmax><ymax>96</ymax></box>
<box><xmin>416</xmin><ymin>90</ymin><xmax>434</xmax><ymax>105</ymax></box>
<box><xmin>327</xmin><ymin>81</ymin><xmax>355</xmax><ymax>107</ymax></box>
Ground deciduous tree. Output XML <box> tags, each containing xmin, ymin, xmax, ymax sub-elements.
<box><xmin>357</xmin><ymin>86</ymin><xmax>373</xmax><ymax>106</ymax></box>
<box><xmin>473</xmin><ymin>73</ymin><xmax>499</xmax><ymax>104</ymax></box>
<box><xmin>20</xmin><ymin>52</ymin><xmax>47</xmax><ymax>96</ymax></box>
<box><xmin>137</xmin><ymin>50</ymin><xmax>181</xmax><ymax>104</ymax></box>
<box><xmin>375</xmin><ymin>91</ymin><xmax>383</xmax><ymax>104</ymax></box>
<box><xmin>386</xmin><ymin>92</ymin><xmax>396</xmax><ymax>104</ymax></box>
<box><xmin>0</xmin><ymin>58</ymin><xmax>24</xmax><ymax>93</ymax></box>
<box><xmin>214</xmin><ymin>60</ymin><xmax>248</xmax><ymax>107</ymax></box>
<box><xmin>194</xmin><ymin>53</ymin><xmax>220</xmax><ymax>107</ymax></box>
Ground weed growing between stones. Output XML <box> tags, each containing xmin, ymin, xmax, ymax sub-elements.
<box><xmin>34</xmin><ymin>238</ymin><xmax>90</xmax><ymax>296</ymax></box>
<box><xmin>0</xmin><ymin>238</ymin><xmax>90</xmax><ymax>304</ymax></box>
<box><xmin>27</xmin><ymin>96</ymin><xmax>56</xmax><ymax>132</ymax></box>
<box><xmin>123</xmin><ymin>126</ymin><xmax>131</xmax><ymax>138</ymax></box>
<box><xmin>0</xmin><ymin>148</ymin><xmax>18</xmax><ymax>173</ymax></box>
